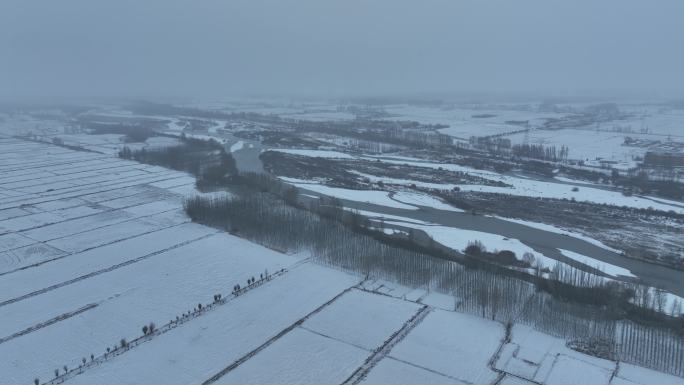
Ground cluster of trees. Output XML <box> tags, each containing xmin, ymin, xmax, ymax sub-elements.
<box><xmin>84</xmin><ymin>121</ymin><xmax>156</xmax><ymax>142</ymax></box>
<box><xmin>338</xmin><ymin>138</ymin><xmax>403</xmax><ymax>154</ymax></box>
<box><xmin>183</xmin><ymin>184</ymin><xmax>451</xmax><ymax>291</ymax></box>
<box><xmin>519</xmin><ymin>291</ymin><xmax>684</xmax><ymax>375</ymax></box>
<box><xmin>464</xmin><ymin>241</ymin><xmax>525</xmax><ymax>267</ymax></box>
<box><xmin>141</xmin><ymin>322</ymin><xmax>156</xmax><ymax>336</ymax></box>
<box><xmin>468</xmin><ymin>136</ymin><xmax>513</xmax><ymax>152</ymax></box>
<box><xmin>618</xmin><ymin>321</ymin><xmax>684</xmax><ymax>375</ymax></box>
<box><xmin>466</xmin><ymin>132</ymin><xmax>570</xmax><ymax>163</ymax></box>
<box><xmin>611</xmin><ymin>169</ymin><xmax>684</xmax><ymax>200</ymax></box>
<box><xmin>119</xmin><ymin>135</ymin><xmax>237</xmax><ymax>189</ymax></box>
<box><xmin>455</xmin><ymin>266</ymin><xmax>683</xmax><ymax>376</ymax></box>
<box><xmin>511</xmin><ymin>143</ymin><xmax>570</xmax><ymax>162</ymax></box>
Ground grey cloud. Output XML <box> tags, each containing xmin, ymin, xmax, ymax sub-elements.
<box><xmin>1</xmin><ymin>0</ymin><xmax>683</xmax><ymax>101</ymax></box>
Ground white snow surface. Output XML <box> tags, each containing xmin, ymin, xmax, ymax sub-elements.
<box><xmin>268</xmin><ymin>148</ymin><xmax>356</xmax><ymax>159</ymax></box>
<box><xmin>391</xmin><ymin>191</ymin><xmax>464</xmax><ymax>212</ymax></box>
<box><xmin>289</xmin><ymin>182</ymin><xmax>418</xmax><ymax>210</ymax></box>
<box><xmin>559</xmin><ymin>248</ymin><xmax>636</xmax><ymax>278</ymax></box>
<box><xmin>389</xmin><ymin>310</ymin><xmax>503</xmax><ymax>384</ymax></box>
<box><xmin>343</xmin><ymin>208</ymin><xmax>429</xmax><ymax>225</ymax></box>
<box><xmin>499</xmin><ymin>377</ymin><xmax>537</xmax><ymax>385</ymax></box>
<box><xmin>387</xmin><ymin>222</ymin><xmax>562</xmax><ymax>270</ymax></box>
<box><xmin>229</xmin><ymin>140</ymin><xmax>245</xmax><ymax>152</ymax></box>
<box><xmin>213</xmin><ymin>328</ymin><xmax>367</xmax><ymax>385</ymax></box>
<box><xmin>303</xmin><ymin>288</ymin><xmax>421</xmax><ymax>350</ymax></box>
<box><xmin>615</xmin><ymin>363</ymin><xmax>684</xmax><ymax>385</ymax></box>
<box><xmin>492</xmin><ymin>216</ymin><xmax>623</xmax><ymax>254</ymax></box>
<box><xmin>362</xmin><ymin>358</ymin><xmax>463</xmax><ymax>385</ymax></box>
<box><xmin>544</xmin><ymin>355</ymin><xmax>613</xmax><ymax>385</ymax></box>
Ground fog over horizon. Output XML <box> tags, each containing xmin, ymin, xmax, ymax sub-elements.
<box><xmin>2</xmin><ymin>0</ymin><xmax>684</xmax><ymax>102</ymax></box>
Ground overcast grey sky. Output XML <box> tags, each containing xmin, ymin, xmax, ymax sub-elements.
<box><xmin>1</xmin><ymin>0</ymin><xmax>683</xmax><ymax>101</ymax></box>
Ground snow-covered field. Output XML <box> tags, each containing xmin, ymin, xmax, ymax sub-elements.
<box><xmin>388</xmin><ymin>309</ymin><xmax>503</xmax><ymax>384</ymax></box>
<box><xmin>383</xmin><ymin>104</ymin><xmax>568</xmax><ymax>140</ymax></box>
<box><xmin>1</xmin><ymin>135</ymin><xmax>680</xmax><ymax>385</ymax></box>
<box><xmin>0</xmin><ymin>136</ymin><xmax>305</xmax><ymax>384</ymax></box>
<box><xmin>64</xmin><ymin>264</ymin><xmax>359</xmax><ymax>385</ymax></box>
<box><xmin>383</xmin><ymin>103</ymin><xmax>684</xmax><ymax>165</ymax></box>
<box><xmin>213</xmin><ymin>328</ymin><xmax>367</xmax><ymax>385</ymax></box>
<box><xmin>504</xmin><ymin>128</ymin><xmax>661</xmax><ymax>167</ymax></box>
<box><xmin>302</xmin><ymin>288</ymin><xmax>422</xmax><ymax>350</ymax></box>
<box><xmin>559</xmin><ymin>249</ymin><xmax>635</xmax><ymax>278</ymax></box>
<box><xmin>361</xmin><ymin>357</ymin><xmax>465</xmax><ymax>385</ymax></box>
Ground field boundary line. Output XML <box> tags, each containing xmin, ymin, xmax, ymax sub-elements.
<box><xmin>0</xmin><ymin>303</ymin><xmax>98</xmax><ymax>345</ymax></box>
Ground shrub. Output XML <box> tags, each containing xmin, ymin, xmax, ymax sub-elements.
<box><xmin>465</xmin><ymin>240</ymin><xmax>486</xmax><ymax>256</ymax></box>
<box><xmin>496</xmin><ymin>250</ymin><xmax>517</xmax><ymax>264</ymax></box>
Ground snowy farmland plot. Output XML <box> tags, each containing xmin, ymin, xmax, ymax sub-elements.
<box><xmin>385</xmin><ymin>310</ymin><xmax>504</xmax><ymax>384</ymax></box>
<box><xmin>301</xmin><ymin>288</ymin><xmax>423</xmax><ymax>350</ymax></box>
<box><xmin>361</xmin><ymin>358</ymin><xmax>465</xmax><ymax>385</ymax></box>
<box><xmin>212</xmin><ymin>328</ymin><xmax>368</xmax><ymax>385</ymax></box>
